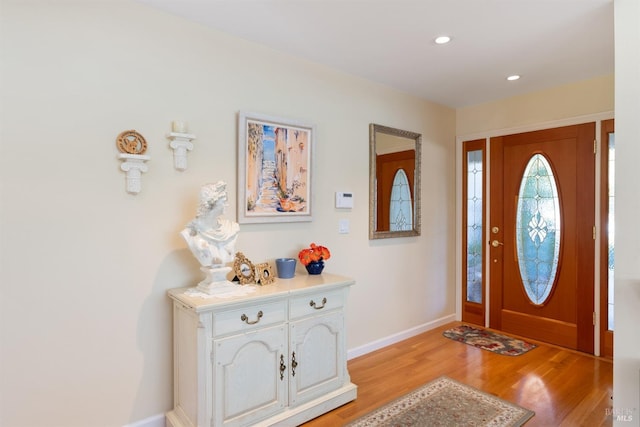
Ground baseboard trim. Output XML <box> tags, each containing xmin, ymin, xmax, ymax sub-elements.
<box><xmin>347</xmin><ymin>313</ymin><xmax>456</xmax><ymax>360</ymax></box>
<box><xmin>123</xmin><ymin>413</ymin><xmax>165</xmax><ymax>427</ymax></box>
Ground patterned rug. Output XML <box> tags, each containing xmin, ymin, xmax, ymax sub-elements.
<box><xmin>346</xmin><ymin>376</ymin><xmax>534</xmax><ymax>427</ymax></box>
<box><xmin>443</xmin><ymin>325</ymin><xmax>537</xmax><ymax>356</ymax></box>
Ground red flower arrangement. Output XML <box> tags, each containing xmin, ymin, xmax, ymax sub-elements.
<box><xmin>298</xmin><ymin>243</ymin><xmax>331</xmax><ymax>266</ymax></box>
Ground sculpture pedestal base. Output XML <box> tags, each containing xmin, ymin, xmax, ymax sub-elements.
<box><xmin>196</xmin><ymin>266</ymin><xmax>237</xmax><ymax>295</ymax></box>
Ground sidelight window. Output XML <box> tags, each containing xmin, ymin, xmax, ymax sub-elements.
<box><xmin>607</xmin><ymin>133</ymin><xmax>615</xmax><ymax>330</ymax></box>
<box><xmin>466</xmin><ymin>150</ymin><xmax>483</xmax><ymax>304</ymax></box>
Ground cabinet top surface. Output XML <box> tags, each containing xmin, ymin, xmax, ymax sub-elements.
<box><xmin>168</xmin><ymin>273</ymin><xmax>354</xmax><ymax>311</ymax></box>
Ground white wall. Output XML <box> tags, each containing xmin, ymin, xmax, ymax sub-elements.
<box><xmin>0</xmin><ymin>1</ymin><xmax>456</xmax><ymax>425</ymax></box>
<box><xmin>613</xmin><ymin>0</ymin><xmax>640</xmax><ymax>425</ymax></box>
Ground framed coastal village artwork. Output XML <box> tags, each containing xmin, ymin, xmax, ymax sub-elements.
<box><xmin>237</xmin><ymin>111</ymin><xmax>314</xmax><ymax>224</ymax></box>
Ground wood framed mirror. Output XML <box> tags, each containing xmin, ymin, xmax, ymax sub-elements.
<box><xmin>369</xmin><ymin>124</ymin><xmax>421</xmax><ymax>239</ymax></box>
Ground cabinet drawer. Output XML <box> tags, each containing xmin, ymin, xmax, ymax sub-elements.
<box><xmin>212</xmin><ymin>300</ymin><xmax>286</xmax><ymax>337</ymax></box>
<box><xmin>290</xmin><ymin>289</ymin><xmax>344</xmax><ymax>319</ymax></box>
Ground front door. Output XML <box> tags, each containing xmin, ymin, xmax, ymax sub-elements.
<box><xmin>489</xmin><ymin>123</ymin><xmax>595</xmax><ymax>353</ymax></box>
<box><xmin>376</xmin><ymin>150</ymin><xmax>415</xmax><ymax>232</ymax></box>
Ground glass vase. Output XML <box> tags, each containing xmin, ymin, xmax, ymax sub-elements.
<box><xmin>305</xmin><ymin>260</ymin><xmax>324</xmax><ymax>275</ymax></box>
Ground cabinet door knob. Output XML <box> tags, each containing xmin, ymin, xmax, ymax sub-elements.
<box><xmin>279</xmin><ymin>354</ymin><xmax>286</xmax><ymax>380</ymax></box>
<box><xmin>291</xmin><ymin>352</ymin><xmax>298</xmax><ymax>377</ymax></box>
<box><xmin>240</xmin><ymin>310</ymin><xmax>263</xmax><ymax>325</ymax></box>
<box><xmin>309</xmin><ymin>297</ymin><xmax>327</xmax><ymax>310</ymax></box>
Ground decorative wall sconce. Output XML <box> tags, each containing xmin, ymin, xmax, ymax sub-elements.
<box><xmin>167</xmin><ymin>121</ymin><xmax>196</xmax><ymax>171</ymax></box>
<box><xmin>116</xmin><ymin>130</ymin><xmax>150</xmax><ymax>194</ymax></box>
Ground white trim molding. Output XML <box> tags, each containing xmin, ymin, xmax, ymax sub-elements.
<box><xmin>347</xmin><ymin>313</ymin><xmax>456</xmax><ymax>360</ymax></box>
<box><xmin>122</xmin><ymin>414</ymin><xmax>165</xmax><ymax>427</ymax></box>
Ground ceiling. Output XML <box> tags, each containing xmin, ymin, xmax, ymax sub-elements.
<box><xmin>137</xmin><ymin>0</ymin><xmax>614</xmax><ymax>108</ymax></box>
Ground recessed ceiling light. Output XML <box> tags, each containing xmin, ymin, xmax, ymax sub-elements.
<box><xmin>507</xmin><ymin>75</ymin><xmax>521</xmax><ymax>81</ymax></box>
<box><xmin>435</xmin><ymin>36</ymin><xmax>451</xmax><ymax>45</ymax></box>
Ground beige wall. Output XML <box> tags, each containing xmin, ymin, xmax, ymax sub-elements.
<box><xmin>456</xmin><ymin>74</ymin><xmax>614</xmax><ymax>137</ymax></box>
<box><xmin>4</xmin><ymin>1</ymin><xmax>633</xmax><ymax>426</ymax></box>
<box><xmin>0</xmin><ymin>1</ymin><xmax>456</xmax><ymax>425</ymax></box>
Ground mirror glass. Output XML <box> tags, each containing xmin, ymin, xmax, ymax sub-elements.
<box><xmin>369</xmin><ymin>124</ymin><xmax>421</xmax><ymax>239</ymax></box>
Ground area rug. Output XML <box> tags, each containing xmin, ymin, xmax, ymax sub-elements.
<box><xmin>443</xmin><ymin>325</ymin><xmax>537</xmax><ymax>356</ymax></box>
<box><xmin>346</xmin><ymin>376</ymin><xmax>534</xmax><ymax>427</ymax></box>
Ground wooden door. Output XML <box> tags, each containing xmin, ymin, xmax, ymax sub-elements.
<box><xmin>376</xmin><ymin>150</ymin><xmax>415</xmax><ymax>232</ymax></box>
<box><xmin>489</xmin><ymin>124</ymin><xmax>595</xmax><ymax>353</ymax></box>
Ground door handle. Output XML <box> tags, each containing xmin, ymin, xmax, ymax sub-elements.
<box><xmin>491</xmin><ymin>240</ymin><xmax>504</xmax><ymax>247</ymax></box>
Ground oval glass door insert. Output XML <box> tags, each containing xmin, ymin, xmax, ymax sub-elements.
<box><xmin>516</xmin><ymin>154</ymin><xmax>561</xmax><ymax>305</ymax></box>
<box><xmin>389</xmin><ymin>169</ymin><xmax>413</xmax><ymax>231</ymax></box>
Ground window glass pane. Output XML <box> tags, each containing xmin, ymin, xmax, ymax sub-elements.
<box><xmin>389</xmin><ymin>169</ymin><xmax>412</xmax><ymax>231</ymax></box>
<box><xmin>466</xmin><ymin>150</ymin><xmax>482</xmax><ymax>303</ymax></box>
<box><xmin>608</xmin><ymin>132</ymin><xmax>615</xmax><ymax>330</ymax></box>
<box><xmin>516</xmin><ymin>154</ymin><xmax>561</xmax><ymax>305</ymax></box>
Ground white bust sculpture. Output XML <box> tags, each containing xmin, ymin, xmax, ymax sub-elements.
<box><xmin>181</xmin><ymin>181</ymin><xmax>245</xmax><ymax>295</ymax></box>
<box><xmin>181</xmin><ymin>181</ymin><xmax>240</xmax><ymax>267</ymax></box>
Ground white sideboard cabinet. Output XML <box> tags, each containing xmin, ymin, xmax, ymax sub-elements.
<box><xmin>166</xmin><ymin>273</ymin><xmax>357</xmax><ymax>427</ymax></box>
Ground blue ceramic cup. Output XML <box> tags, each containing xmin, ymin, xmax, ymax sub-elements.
<box><xmin>275</xmin><ymin>258</ymin><xmax>296</xmax><ymax>279</ymax></box>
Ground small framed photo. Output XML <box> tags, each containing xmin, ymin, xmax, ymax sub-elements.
<box><xmin>238</xmin><ymin>111</ymin><xmax>314</xmax><ymax>224</ymax></box>
<box><xmin>233</xmin><ymin>252</ymin><xmax>255</xmax><ymax>285</ymax></box>
<box><xmin>255</xmin><ymin>263</ymin><xmax>275</xmax><ymax>285</ymax></box>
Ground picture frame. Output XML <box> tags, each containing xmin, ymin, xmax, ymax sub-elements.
<box><xmin>233</xmin><ymin>252</ymin><xmax>256</xmax><ymax>285</ymax></box>
<box><xmin>255</xmin><ymin>263</ymin><xmax>275</xmax><ymax>285</ymax></box>
<box><xmin>238</xmin><ymin>111</ymin><xmax>314</xmax><ymax>224</ymax></box>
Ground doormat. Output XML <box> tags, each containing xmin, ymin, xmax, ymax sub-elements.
<box><xmin>443</xmin><ymin>325</ymin><xmax>537</xmax><ymax>356</ymax></box>
<box><xmin>346</xmin><ymin>376</ymin><xmax>534</xmax><ymax>427</ymax></box>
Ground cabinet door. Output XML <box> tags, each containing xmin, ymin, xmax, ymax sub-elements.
<box><xmin>213</xmin><ymin>325</ymin><xmax>287</xmax><ymax>426</ymax></box>
<box><xmin>289</xmin><ymin>311</ymin><xmax>345</xmax><ymax>406</ymax></box>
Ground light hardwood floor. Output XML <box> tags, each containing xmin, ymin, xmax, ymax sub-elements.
<box><xmin>302</xmin><ymin>322</ymin><xmax>613</xmax><ymax>427</ymax></box>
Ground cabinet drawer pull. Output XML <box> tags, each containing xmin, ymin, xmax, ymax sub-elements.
<box><xmin>240</xmin><ymin>310</ymin><xmax>263</xmax><ymax>325</ymax></box>
<box><xmin>279</xmin><ymin>354</ymin><xmax>286</xmax><ymax>380</ymax></box>
<box><xmin>309</xmin><ymin>297</ymin><xmax>327</xmax><ymax>310</ymax></box>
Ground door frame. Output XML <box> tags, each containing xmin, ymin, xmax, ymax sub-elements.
<box><xmin>455</xmin><ymin>112</ymin><xmax>614</xmax><ymax>356</ymax></box>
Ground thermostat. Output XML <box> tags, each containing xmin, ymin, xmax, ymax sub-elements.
<box><xmin>335</xmin><ymin>192</ymin><xmax>354</xmax><ymax>209</ymax></box>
